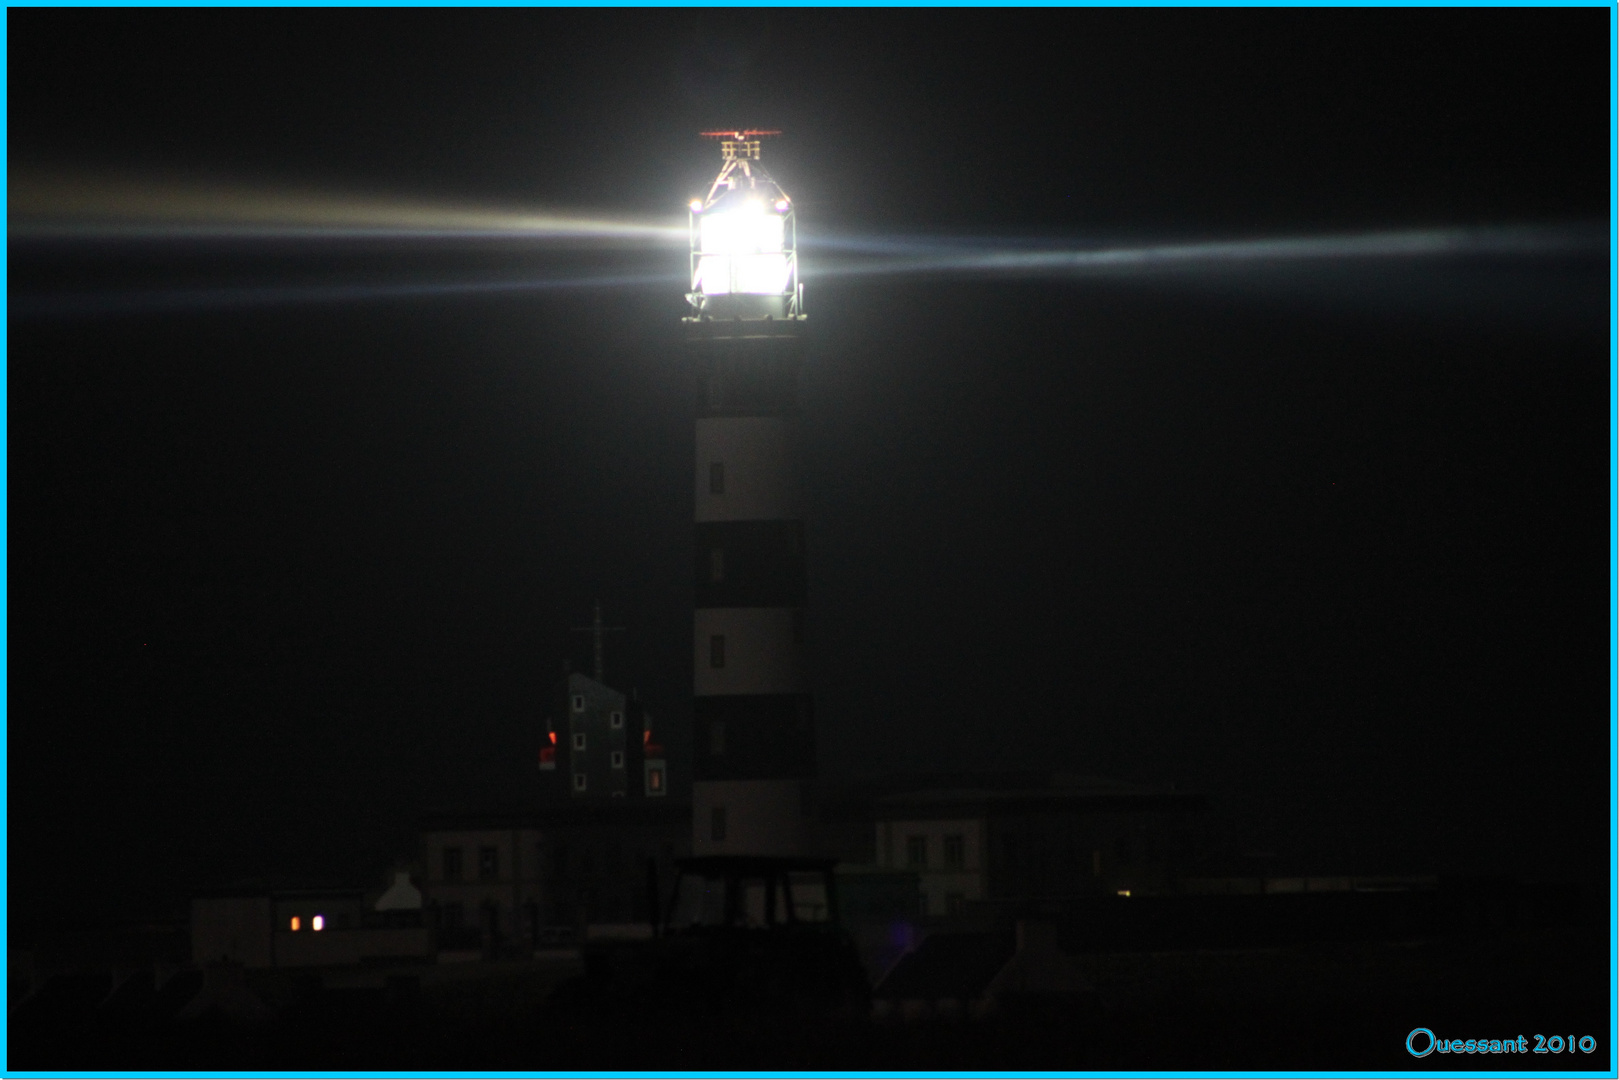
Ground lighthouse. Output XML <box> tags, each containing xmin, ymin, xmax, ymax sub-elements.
<box><xmin>684</xmin><ymin>131</ymin><xmax>813</xmax><ymax>856</ymax></box>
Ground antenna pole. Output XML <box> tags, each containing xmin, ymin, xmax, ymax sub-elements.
<box><xmin>571</xmin><ymin>600</ymin><xmax>625</xmax><ymax>684</ymax></box>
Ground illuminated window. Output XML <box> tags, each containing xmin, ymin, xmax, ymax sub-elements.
<box><xmin>312</xmin><ymin>914</ymin><xmax>325</xmax><ymax>932</ymax></box>
<box><xmin>648</xmin><ymin>768</ymin><xmax>664</xmax><ymax>792</ymax></box>
<box><xmin>610</xmin><ymin>711</ymin><xmax>624</xmax><ymax>729</ymax></box>
<box><xmin>443</xmin><ymin>847</ymin><xmax>463</xmax><ymax>882</ymax></box>
<box><xmin>711</xmin><ymin>806</ymin><xmax>727</xmax><ymax>842</ymax></box>
<box><xmin>709</xmin><ymin>548</ymin><xmax>725</xmax><ymax>584</ymax></box>
<box><xmin>709</xmin><ymin>462</ymin><xmax>725</xmax><ymax>495</ymax></box>
<box><xmin>709</xmin><ymin>635</ymin><xmax>725</xmax><ymax>668</ymax></box>
<box><xmin>610</xmin><ymin>751</ymin><xmax>624</xmax><ymax>769</ymax></box>
<box><xmin>906</xmin><ymin>835</ymin><xmax>928</xmax><ymax>869</ymax></box>
<box><xmin>479</xmin><ymin>846</ymin><xmax>499</xmax><ymax>880</ymax></box>
<box><xmin>289</xmin><ymin>916</ymin><xmax>301</xmax><ymax>932</ymax></box>
<box><xmin>710</xmin><ymin>720</ymin><xmax>726</xmax><ymax>755</ymax></box>
<box><xmin>944</xmin><ymin>834</ymin><xmax>965</xmax><ymax>869</ymax></box>
<box><xmin>573</xmin><ymin>732</ymin><xmax>586</xmax><ymax>751</ymax></box>
<box><xmin>573</xmin><ymin>773</ymin><xmax>587</xmax><ymax>792</ymax></box>
<box><xmin>572</xmin><ymin>695</ymin><xmax>585</xmax><ymax>712</ymax></box>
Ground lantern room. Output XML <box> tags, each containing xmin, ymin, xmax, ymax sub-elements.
<box><xmin>685</xmin><ymin>131</ymin><xmax>805</xmax><ymax>323</ymax></box>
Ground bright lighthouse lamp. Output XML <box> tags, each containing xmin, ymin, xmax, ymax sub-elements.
<box><xmin>686</xmin><ymin>131</ymin><xmax>804</xmax><ymax>322</ymax></box>
<box><xmin>696</xmin><ymin>199</ymin><xmax>789</xmax><ymax>295</ymax></box>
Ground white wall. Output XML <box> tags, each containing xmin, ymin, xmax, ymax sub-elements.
<box><xmin>693</xmin><ymin>607</ymin><xmax>805</xmax><ymax>695</ymax></box>
<box><xmin>877</xmin><ymin>817</ymin><xmax>987</xmax><ymax>915</ymax></box>
<box><xmin>695</xmin><ymin>416</ymin><xmax>801</xmax><ymax>522</ymax></box>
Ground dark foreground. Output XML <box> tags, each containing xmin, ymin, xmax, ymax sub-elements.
<box><xmin>9</xmin><ymin>926</ymin><xmax>1609</xmax><ymax>1071</ymax></box>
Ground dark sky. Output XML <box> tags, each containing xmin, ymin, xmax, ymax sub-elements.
<box><xmin>7</xmin><ymin>10</ymin><xmax>1610</xmax><ymax>926</ymax></box>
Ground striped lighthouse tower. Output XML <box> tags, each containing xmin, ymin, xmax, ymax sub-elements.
<box><xmin>684</xmin><ymin>132</ymin><xmax>813</xmax><ymax>856</ymax></box>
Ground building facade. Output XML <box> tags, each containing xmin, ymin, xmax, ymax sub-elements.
<box><xmin>870</xmin><ymin>779</ymin><xmax>1207</xmax><ymax>912</ymax></box>
<box><xmin>418</xmin><ymin>803</ymin><xmax>690</xmax><ymax>952</ymax></box>
<box><xmin>541</xmin><ymin>672</ymin><xmax>667</xmax><ymax>800</ymax></box>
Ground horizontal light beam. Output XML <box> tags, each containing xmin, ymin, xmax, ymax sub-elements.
<box><xmin>9</xmin><ymin>171</ymin><xmax>688</xmax><ymax>245</ymax></box>
<box><xmin>803</xmin><ymin>224</ymin><xmax>1603</xmax><ymax>281</ymax></box>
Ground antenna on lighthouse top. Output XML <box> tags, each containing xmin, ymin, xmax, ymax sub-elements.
<box><xmin>700</xmin><ymin>130</ymin><xmax>781</xmax><ymax>161</ymax></box>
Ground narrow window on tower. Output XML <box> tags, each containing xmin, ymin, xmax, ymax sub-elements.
<box><xmin>710</xmin><ymin>634</ymin><xmax>726</xmax><ymax>668</ymax></box>
<box><xmin>573</xmin><ymin>732</ymin><xmax>586</xmax><ymax>751</ymax></box>
<box><xmin>709</xmin><ymin>462</ymin><xmax>725</xmax><ymax>495</ymax></box>
<box><xmin>709</xmin><ymin>547</ymin><xmax>725</xmax><ymax>584</ymax></box>
<box><xmin>711</xmin><ymin>806</ymin><xmax>728</xmax><ymax>842</ymax></box>
<box><xmin>710</xmin><ymin>720</ymin><xmax>726</xmax><ymax>755</ymax></box>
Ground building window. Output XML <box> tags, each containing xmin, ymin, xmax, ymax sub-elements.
<box><xmin>479</xmin><ymin>846</ymin><xmax>499</xmax><ymax>880</ymax></box>
<box><xmin>312</xmin><ymin>914</ymin><xmax>325</xmax><ymax>932</ymax></box>
<box><xmin>573</xmin><ymin>773</ymin><xmax>587</xmax><ymax>792</ymax></box>
<box><xmin>709</xmin><ymin>547</ymin><xmax>725</xmax><ymax>584</ymax></box>
<box><xmin>443</xmin><ymin>847</ymin><xmax>463</xmax><ymax>882</ymax></box>
<box><xmin>709</xmin><ymin>634</ymin><xmax>725</xmax><ymax>668</ymax></box>
<box><xmin>611</xmin><ymin>751</ymin><xmax>624</xmax><ymax>769</ymax></box>
<box><xmin>572</xmin><ymin>694</ymin><xmax>585</xmax><ymax>712</ymax></box>
<box><xmin>573</xmin><ymin>732</ymin><xmax>586</xmax><ymax>751</ymax></box>
<box><xmin>710</xmin><ymin>720</ymin><xmax>726</xmax><ymax>755</ymax></box>
<box><xmin>709</xmin><ymin>462</ymin><xmax>725</xmax><ymax>494</ymax></box>
<box><xmin>289</xmin><ymin>916</ymin><xmax>301</xmax><ymax>932</ymax></box>
<box><xmin>906</xmin><ymin>835</ymin><xmax>928</xmax><ymax>869</ymax></box>
<box><xmin>711</xmin><ymin>806</ymin><xmax>728</xmax><ymax>842</ymax></box>
<box><xmin>610</xmin><ymin>711</ymin><xmax>624</xmax><ymax>729</ymax></box>
<box><xmin>648</xmin><ymin>767</ymin><xmax>664</xmax><ymax>792</ymax></box>
<box><xmin>944</xmin><ymin>834</ymin><xmax>965</xmax><ymax>869</ymax></box>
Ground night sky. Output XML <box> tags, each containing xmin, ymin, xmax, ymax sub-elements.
<box><xmin>7</xmin><ymin>10</ymin><xmax>1610</xmax><ymax>928</ymax></box>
